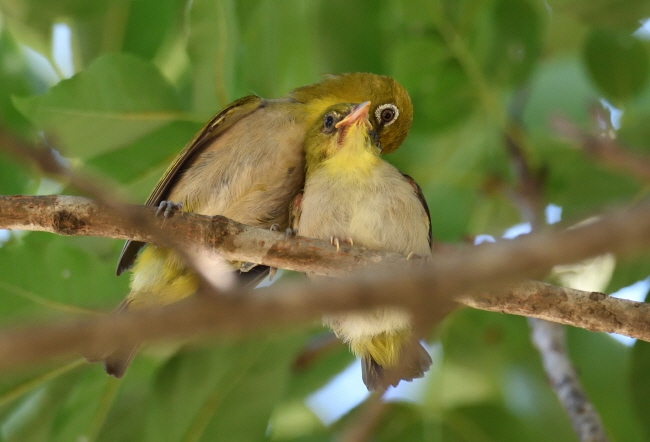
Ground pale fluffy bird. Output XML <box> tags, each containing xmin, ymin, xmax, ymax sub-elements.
<box><xmin>293</xmin><ymin>101</ymin><xmax>432</xmax><ymax>391</ymax></box>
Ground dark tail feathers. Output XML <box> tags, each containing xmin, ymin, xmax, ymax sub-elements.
<box><xmin>103</xmin><ymin>344</ymin><xmax>139</xmax><ymax>378</ymax></box>
<box><xmin>362</xmin><ymin>340</ymin><xmax>432</xmax><ymax>391</ymax></box>
<box><xmin>84</xmin><ymin>299</ymin><xmax>137</xmax><ymax>378</ymax></box>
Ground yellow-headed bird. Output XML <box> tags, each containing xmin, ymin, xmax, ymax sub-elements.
<box><xmin>104</xmin><ymin>74</ymin><xmax>414</xmax><ymax>377</ymax></box>
<box><xmin>292</xmin><ymin>101</ymin><xmax>432</xmax><ymax>391</ymax></box>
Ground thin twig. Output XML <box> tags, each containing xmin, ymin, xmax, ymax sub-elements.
<box><xmin>552</xmin><ymin>113</ymin><xmax>650</xmax><ymax>184</ymax></box>
<box><xmin>530</xmin><ymin>319</ymin><xmax>609</xmax><ymax>442</ymax></box>
<box><xmin>503</xmin><ymin>127</ymin><xmax>545</xmax><ymax>226</ymax></box>
<box><xmin>504</xmin><ymin>109</ymin><xmax>610</xmax><ymax>442</ymax></box>
<box><xmin>291</xmin><ymin>333</ymin><xmax>341</xmax><ymax>371</ymax></box>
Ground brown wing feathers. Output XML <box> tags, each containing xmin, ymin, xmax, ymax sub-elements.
<box><xmin>116</xmin><ymin>96</ymin><xmax>264</xmax><ymax>275</ymax></box>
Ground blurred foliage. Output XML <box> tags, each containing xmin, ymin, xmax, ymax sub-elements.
<box><xmin>0</xmin><ymin>0</ymin><xmax>649</xmax><ymax>440</ymax></box>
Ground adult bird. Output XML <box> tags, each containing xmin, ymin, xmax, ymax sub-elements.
<box><xmin>103</xmin><ymin>74</ymin><xmax>414</xmax><ymax>377</ymax></box>
<box><xmin>293</xmin><ymin>101</ymin><xmax>432</xmax><ymax>391</ymax></box>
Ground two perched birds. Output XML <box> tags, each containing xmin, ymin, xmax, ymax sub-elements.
<box><xmin>104</xmin><ymin>73</ymin><xmax>433</xmax><ymax>391</ymax></box>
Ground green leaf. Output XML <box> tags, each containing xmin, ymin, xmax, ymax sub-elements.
<box><xmin>437</xmin><ymin>0</ymin><xmax>489</xmax><ymax>31</ymax></box>
<box><xmin>375</xmin><ymin>403</ymin><xmax>426</xmax><ymax>442</ymax></box>
<box><xmin>187</xmin><ymin>0</ymin><xmax>239</xmax><ymax>112</ymax></box>
<box><xmin>390</xmin><ymin>118</ymin><xmax>513</xmax><ymax>241</ymax></box>
<box><xmin>142</xmin><ymin>333</ymin><xmax>306</xmax><ymax>442</ymax></box>
<box><xmin>0</xmin><ymin>28</ymin><xmax>40</xmax><ymax>133</ymax></box>
<box><xmin>0</xmin><ymin>361</ymin><xmax>159</xmax><ymax>442</ymax></box>
<box><xmin>441</xmin><ymin>403</ymin><xmax>533</xmax><ymax>442</ymax></box>
<box><xmin>549</xmin><ymin>0</ymin><xmax>650</xmax><ymax>30</ymax></box>
<box><xmin>0</xmin><ymin>233</ymin><xmax>126</xmax><ymax>321</ymax></box>
<box><xmin>284</xmin><ymin>334</ymin><xmax>353</xmax><ymax>400</ymax></box>
<box><xmin>0</xmin><ymin>0</ymin><xmax>127</xmax><ymax>69</ymax></box>
<box><xmin>466</xmin><ymin>193</ymin><xmax>521</xmax><ymax>238</ymax></box>
<box><xmin>484</xmin><ymin>0</ymin><xmax>542</xmax><ymax>86</ymax></box>
<box><xmin>0</xmin><ymin>30</ymin><xmax>44</xmax><ymax>194</ymax></box>
<box><xmin>46</xmin><ymin>367</ymin><xmax>119</xmax><ymax>442</ymax></box>
<box><xmin>538</xmin><ymin>139</ymin><xmax>640</xmax><ymax>218</ymax></box>
<box><xmin>617</xmin><ymin>80</ymin><xmax>650</xmax><ymax>153</ymax></box>
<box><xmin>631</xmin><ymin>340</ymin><xmax>650</xmax><ymax>441</ymax></box>
<box><xmin>1</xmin><ymin>367</ymin><xmax>83</xmax><ymax>442</ymax></box>
<box><xmin>122</xmin><ymin>0</ymin><xmax>185</xmax><ymax>60</ymax></box>
<box><xmin>607</xmin><ymin>251</ymin><xmax>650</xmax><ymax>293</ymax></box>
<box><xmin>425</xmin><ymin>183</ymin><xmax>477</xmax><ymax>241</ymax></box>
<box><xmin>13</xmin><ymin>53</ymin><xmax>184</xmax><ymax>159</ymax></box>
<box><xmin>584</xmin><ymin>29</ymin><xmax>649</xmax><ymax>103</ymax></box>
<box><xmin>389</xmin><ymin>37</ymin><xmax>475</xmax><ymax>132</ymax></box>
<box><xmin>316</xmin><ymin>0</ymin><xmax>385</xmax><ymax>74</ymax></box>
<box><xmin>524</xmin><ymin>57</ymin><xmax>600</xmax><ymax>132</ymax></box>
<box><xmin>69</xmin><ymin>2</ymin><xmax>131</xmax><ymax>68</ymax></box>
<box><xmin>0</xmin><ymin>154</ymin><xmax>33</xmax><ymax>195</ymax></box>
<box><xmin>123</xmin><ymin>160</ymin><xmax>173</xmax><ymax>203</ymax></box>
<box><xmin>616</xmin><ymin>113</ymin><xmax>650</xmax><ymax>155</ymax></box>
<box><xmin>267</xmin><ymin>400</ymin><xmax>325</xmax><ymax>440</ymax></box>
<box><xmin>95</xmin><ymin>357</ymin><xmax>163</xmax><ymax>442</ymax></box>
<box><xmin>428</xmin><ymin>309</ymin><xmax>576</xmax><ymax>441</ymax></box>
<box><xmin>87</xmin><ymin>120</ymin><xmax>201</xmax><ymax>185</ymax></box>
<box><xmin>0</xmin><ymin>361</ymin><xmax>84</xmax><ymax>418</ymax></box>
<box><xmin>234</xmin><ymin>0</ymin><xmax>321</xmax><ymax>99</ymax></box>
<box><xmin>544</xmin><ymin>10</ymin><xmax>589</xmax><ymax>57</ymax></box>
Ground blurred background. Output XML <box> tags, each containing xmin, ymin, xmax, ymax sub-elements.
<box><xmin>1</xmin><ymin>0</ymin><xmax>650</xmax><ymax>440</ymax></box>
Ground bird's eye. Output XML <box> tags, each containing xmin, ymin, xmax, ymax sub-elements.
<box><xmin>375</xmin><ymin>104</ymin><xmax>399</xmax><ymax>126</ymax></box>
<box><xmin>323</xmin><ymin>113</ymin><xmax>337</xmax><ymax>133</ymax></box>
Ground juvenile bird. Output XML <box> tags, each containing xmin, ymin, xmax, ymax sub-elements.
<box><xmin>293</xmin><ymin>101</ymin><xmax>432</xmax><ymax>391</ymax></box>
<box><xmin>103</xmin><ymin>74</ymin><xmax>414</xmax><ymax>377</ymax></box>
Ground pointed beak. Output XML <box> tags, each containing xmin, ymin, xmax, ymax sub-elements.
<box><xmin>335</xmin><ymin>101</ymin><xmax>372</xmax><ymax>131</ymax></box>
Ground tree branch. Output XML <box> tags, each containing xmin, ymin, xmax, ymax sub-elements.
<box><xmin>505</xmin><ymin>104</ymin><xmax>609</xmax><ymax>442</ymax></box>
<box><xmin>0</xmin><ymin>194</ymin><xmax>423</xmax><ymax>278</ymax></box>
<box><xmin>0</xmin><ymin>196</ymin><xmax>649</xmax><ymax>370</ymax></box>
<box><xmin>3</xmin><ymin>194</ymin><xmax>650</xmax><ymax>285</ymax></box>
<box><xmin>0</xmin><ymin>130</ymin><xmax>228</xmax><ymax>294</ymax></box>
<box><xmin>552</xmin><ymin>112</ymin><xmax>650</xmax><ymax>184</ymax></box>
<box><xmin>530</xmin><ymin>319</ymin><xmax>609</xmax><ymax>442</ymax></box>
<box><xmin>460</xmin><ymin>281</ymin><xmax>650</xmax><ymax>338</ymax></box>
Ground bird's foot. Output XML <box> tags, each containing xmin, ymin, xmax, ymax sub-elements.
<box><xmin>156</xmin><ymin>201</ymin><xmax>183</xmax><ymax>219</ymax></box>
<box><xmin>330</xmin><ymin>236</ymin><xmax>354</xmax><ymax>252</ymax></box>
<box><xmin>240</xmin><ymin>261</ymin><xmax>257</xmax><ymax>273</ymax></box>
<box><xmin>285</xmin><ymin>228</ymin><xmax>298</xmax><ymax>238</ymax></box>
<box><xmin>406</xmin><ymin>252</ymin><xmax>431</xmax><ymax>267</ymax></box>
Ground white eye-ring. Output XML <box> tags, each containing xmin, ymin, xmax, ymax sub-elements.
<box><xmin>375</xmin><ymin>103</ymin><xmax>399</xmax><ymax>126</ymax></box>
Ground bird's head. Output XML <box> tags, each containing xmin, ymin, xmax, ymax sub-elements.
<box><xmin>304</xmin><ymin>101</ymin><xmax>382</xmax><ymax>177</ymax></box>
<box><xmin>291</xmin><ymin>73</ymin><xmax>412</xmax><ymax>154</ymax></box>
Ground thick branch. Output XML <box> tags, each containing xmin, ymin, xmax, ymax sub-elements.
<box><xmin>3</xmin><ymin>194</ymin><xmax>650</xmax><ymax>285</ymax></box>
<box><xmin>0</xmin><ymin>279</ymin><xmax>644</xmax><ymax>370</ymax></box>
<box><xmin>0</xmin><ymin>195</ymin><xmax>417</xmax><ymax>278</ymax></box>
<box><xmin>0</xmin><ymin>271</ymin><xmax>648</xmax><ymax>369</ymax></box>
<box><xmin>2</xmin><ymin>195</ymin><xmax>650</xmax><ymax>370</ymax></box>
